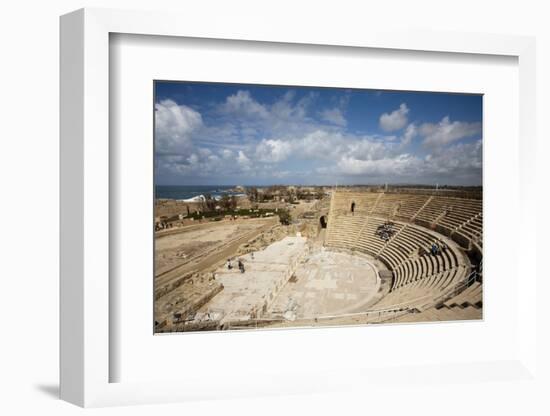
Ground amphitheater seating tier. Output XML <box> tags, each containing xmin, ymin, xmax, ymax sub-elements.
<box><xmin>393</xmin><ymin>281</ymin><xmax>482</xmax><ymax>322</ymax></box>
<box><xmin>458</xmin><ymin>213</ymin><xmax>483</xmax><ymax>247</ymax></box>
<box><xmin>443</xmin><ymin>281</ymin><xmax>482</xmax><ymax>308</ymax></box>
<box><xmin>325</xmin><ymin>191</ymin><xmax>481</xmax><ymax>315</ymax></box>
<box><xmin>370</xmin><ymin>194</ymin><xmax>404</xmax><ymax>218</ymax></box>
<box><xmin>329</xmin><ymin>191</ymin><xmax>482</xmax><ymax>251</ymax></box>
<box><xmin>371</xmin><ymin>193</ymin><xmax>432</xmax><ymax>221</ymax></box>
<box><xmin>415</xmin><ymin>197</ymin><xmax>482</xmax><ymax>233</ymax></box>
<box><xmin>393</xmin><ymin>195</ymin><xmax>431</xmax><ymax>220</ymax></box>
<box><xmin>372</xmin><ymin>268</ymin><xmax>463</xmax><ymax>310</ymax></box>
<box><xmin>329</xmin><ymin>192</ymin><xmax>383</xmax><ymax>216</ymax></box>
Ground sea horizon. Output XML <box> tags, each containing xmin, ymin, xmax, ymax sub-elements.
<box><xmin>156</xmin><ymin>183</ymin><xmax>482</xmax><ymax>201</ymax></box>
<box><xmin>155</xmin><ymin>185</ymin><xmax>245</xmax><ymax>200</ymax></box>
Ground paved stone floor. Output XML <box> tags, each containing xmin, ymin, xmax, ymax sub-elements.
<box><xmin>201</xmin><ymin>236</ymin><xmax>308</xmax><ymax>323</ymax></box>
<box><xmin>268</xmin><ymin>249</ymin><xmax>379</xmax><ymax>319</ymax></box>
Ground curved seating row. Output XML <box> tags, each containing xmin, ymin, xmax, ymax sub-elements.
<box><xmin>356</xmin><ymin>219</ymin><xmax>404</xmax><ymax>258</ymax></box>
<box><xmin>370</xmin><ymin>193</ymin><xmax>405</xmax><ymax>218</ymax></box>
<box><xmin>457</xmin><ymin>212</ymin><xmax>483</xmax><ymax>247</ymax></box>
<box><xmin>325</xmin><ymin>191</ymin><xmax>480</xmax><ymax>314</ymax></box>
<box><xmin>372</xmin><ymin>268</ymin><xmax>464</xmax><ymax>310</ymax></box>
<box><xmin>371</xmin><ymin>194</ymin><xmax>431</xmax><ymax>221</ymax></box>
<box><xmin>326</xmin><ymin>214</ymin><xmax>467</xmax><ymax>288</ymax></box>
<box><xmin>416</xmin><ymin>196</ymin><xmax>482</xmax><ymax>231</ymax></box>
<box><xmin>329</xmin><ymin>191</ymin><xmax>482</xmax><ymax>251</ymax></box>
<box><xmin>329</xmin><ymin>192</ymin><xmax>380</xmax><ymax>216</ymax></box>
<box><xmin>393</xmin><ymin>281</ymin><xmax>482</xmax><ymax>322</ymax></box>
<box><xmin>325</xmin><ymin>215</ymin><xmax>364</xmax><ymax>250</ymax></box>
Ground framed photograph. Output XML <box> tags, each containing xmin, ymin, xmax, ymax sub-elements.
<box><xmin>60</xmin><ymin>8</ymin><xmax>538</xmax><ymax>408</ymax></box>
<box><xmin>152</xmin><ymin>80</ymin><xmax>483</xmax><ymax>334</ymax></box>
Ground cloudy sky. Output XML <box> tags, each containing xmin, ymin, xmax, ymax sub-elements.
<box><xmin>155</xmin><ymin>82</ymin><xmax>482</xmax><ymax>186</ymax></box>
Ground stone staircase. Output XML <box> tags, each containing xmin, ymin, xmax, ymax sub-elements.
<box><xmin>410</xmin><ymin>195</ymin><xmax>434</xmax><ymax>221</ymax></box>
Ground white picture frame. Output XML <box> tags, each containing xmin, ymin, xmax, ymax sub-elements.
<box><xmin>60</xmin><ymin>7</ymin><xmax>538</xmax><ymax>408</ymax></box>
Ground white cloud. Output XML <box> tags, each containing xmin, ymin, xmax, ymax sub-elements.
<box><xmin>337</xmin><ymin>153</ymin><xmax>422</xmax><ymax>176</ymax></box>
<box><xmin>156</xmin><ymin>90</ymin><xmax>481</xmax><ymax>185</ymax></box>
<box><xmin>346</xmin><ymin>139</ymin><xmax>388</xmax><ymax>161</ymax></box>
<box><xmin>379</xmin><ymin>103</ymin><xmax>409</xmax><ymax>132</ymax></box>
<box><xmin>294</xmin><ymin>130</ymin><xmax>346</xmax><ymax>160</ymax></box>
<box><xmin>255</xmin><ymin>139</ymin><xmax>292</xmax><ymax>163</ymax></box>
<box><xmin>271</xmin><ymin>90</ymin><xmax>309</xmax><ymax>121</ymax></box>
<box><xmin>220</xmin><ymin>149</ymin><xmax>233</xmax><ymax>159</ymax></box>
<box><xmin>427</xmin><ymin>139</ymin><xmax>482</xmax><ymax>174</ymax></box>
<box><xmin>401</xmin><ymin>123</ymin><xmax>417</xmax><ymax>147</ymax></box>
<box><xmin>155</xmin><ymin>99</ymin><xmax>202</xmax><ymax>153</ymax></box>
<box><xmin>320</xmin><ymin>108</ymin><xmax>347</xmax><ymax>127</ymax></box>
<box><xmin>219</xmin><ymin>90</ymin><xmax>269</xmax><ymax>119</ymax></box>
<box><xmin>236</xmin><ymin>150</ymin><xmax>252</xmax><ymax>171</ymax></box>
<box><xmin>158</xmin><ymin>146</ymin><xmax>257</xmax><ymax>179</ymax></box>
<box><xmin>314</xmin><ymin>134</ymin><xmax>481</xmax><ymax>184</ymax></box>
<box><xmin>215</xmin><ymin>90</ymin><xmax>326</xmax><ymax>141</ymax></box>
<box><xmin>197</xmin><ymin>148</ymin><xmax>212</xmax><ymax>157</ymax></box>
<box><xmin>420</xmin><ymin>116</ymin><xmax>481</xmax><ymax>147</ymax></box>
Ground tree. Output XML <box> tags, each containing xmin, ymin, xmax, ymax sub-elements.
<box><xmin>287</xmin><ymin>188</ymin><xmax>297</xmax><ymax>203</ymax></box>
<box><xmin>229</xmin><ymin>195</ymin><xmax>238</xmax><ymax>210</ymax></box>
<box><xmin>220</xmin><ymin>195</ymin><xmax>231</xmax><ymax>211</ymax></box>
<box><xmin>277</xmin><ymin>209</ymin><xmax>292</xmax><ymax>225</ymax></box>
<box><xmin>246</xmin><ymin>187</ymin><xmax>259</xmax><ymax>203</ymax></box>
<box><xmin>201</xmin><ymin>194</ymin><xmax>217</xmax><ymax>212</ymax></box>
<box><xmin>315</xmin><ymin>188</ymin><xmax>325</xmax><ymax>199</ymax></box>
<box><xmin>219</xmin><ymin>194</ymin><xmax>238</xmax><ymax>211</ymax></box>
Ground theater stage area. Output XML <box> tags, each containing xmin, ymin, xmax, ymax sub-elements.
<box><xmin>196</xmin><ymin>238</ymin><xmax>382</xmax><ymax>328</ymax></box>
<box><xmin>268</xmin><ymin>249</ymin><xmax>380</xmax><ymax>320</ymax></box>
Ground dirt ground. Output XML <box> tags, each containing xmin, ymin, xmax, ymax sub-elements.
<box><xmin>155</xmin><ymin>219</ymin><xmax>273</xmax><ymax>277</ymax></box>
<box><xmin>288</xmin><ymin>199</ymin><xmax>322</xmax><ymax>218</ymax></box>
<box><xmin>154</xmin><ymin>197</ymin><xmax>332</xmax><ymax>332</ymax></box>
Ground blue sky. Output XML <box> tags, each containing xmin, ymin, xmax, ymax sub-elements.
<box><xmin>155</xmin><ymin>82</ymin><xmax>482</xmax><ymax>186</ymax></box>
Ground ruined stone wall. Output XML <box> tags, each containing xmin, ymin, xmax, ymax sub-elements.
<box><xmin>155</xmin><ymin>274</ymin><xmax>224</xmax><ymax>332</ymax></box>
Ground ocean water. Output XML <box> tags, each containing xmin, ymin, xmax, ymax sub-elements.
<box><xmin>155</xmin><ymin>185</ymin><xmax>243</xmax><ymax>200</ymax></box>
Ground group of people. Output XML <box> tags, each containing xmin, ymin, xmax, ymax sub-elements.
<box><xmin>417</xmin><ymin>241</ymin><xmax>448</xmax><ymax>256</ymax></box>
<box><xmin>431</xmin><ymin>241</ymin><xmax>448</xmax><ymax>255</ymax></box>
<box><xmin>376</xmin><ymin>221</ymin><xmax>396</xmax><ymax>241</ymax></box>
<box><xmin>227</xmin><ymin>258</ymin><xmax>246</xmax><ymax>273</ymax></box>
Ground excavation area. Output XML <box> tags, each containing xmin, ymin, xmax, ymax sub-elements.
<box><xmin>159</xmin><ymin>236</ymin><xmax>385</xmax><ymax>332</ymax></box>
<box><xmin>155</xmin><ymin>218</ymin><xmax>276</xmax><ymax>277</ymax></box>
<box><xmin>199</xmin><ymin>236</ymin><xmax>309</xmax><ymax>325</ymax></box>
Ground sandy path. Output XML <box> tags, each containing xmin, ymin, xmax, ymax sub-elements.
<box><xmin>155</xmin><ymin>217</ymin><xmax>278</xmax><ymax>292</ymax></box>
